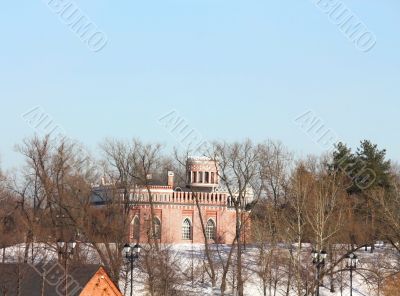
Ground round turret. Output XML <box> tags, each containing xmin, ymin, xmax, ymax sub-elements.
<box><xmin>186</xmin><ymin>156</ymin><xmax>218</xmax><ymax>191</ymax></box>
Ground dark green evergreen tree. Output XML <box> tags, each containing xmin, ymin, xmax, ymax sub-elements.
<box><xmin>330</xmin><ymin>140</ymin><xmax>391</xmax><ymax>194</ymax></box>
<box><xmin>354</xmin><ymin>140</ymin><xmax>391</xmax><ymax>191</ymax></box>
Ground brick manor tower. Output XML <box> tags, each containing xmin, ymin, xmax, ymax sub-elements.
<box><xmin>128</xmin><ymin>157</ymin><xmax>239</xmax><ymax>244</ymax></box>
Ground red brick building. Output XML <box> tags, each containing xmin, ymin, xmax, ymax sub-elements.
<box><xmin>129</xmin><ymin>157</ymin><xmax>251</xmax><ymax>244</ymax></box>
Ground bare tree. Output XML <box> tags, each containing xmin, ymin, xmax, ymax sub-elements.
<box><xmin>173</xmin><ymin>149</ymin><xmax>218</xmax><ymax>289</ymax></box>
<box><xmin>99</xmin><ymin>138</ymin><xmax>164</xmax><ymax>285</ymax></box>
<box><xmin>371</xmin><ymin>183</ymin><xmax>400</xmax><ymax>254</ymax></box>
<box><xmin>13</xmin><ymin>136</ymin><xmax>131</xmax><ymax>283</ymax></box>
<box><xmin>140</xmin><ymin>245</ymin><xmax>189</xmax><ymax>296</ymax></box>
<box><xmin>252</xmin><ymin>202</ymin><xmax>286</xmax><ymax>296</ymax></box>
<box><xmin>304</xmin><ymin>159</ymin><xmax>347</xmax><ymax>294</ymax></box>
<box><xmin>0</xmin><ymin>186</ymin><xmax>24</xmax><ymax>263</ymax></box>
<box><xmin>258</xmin><ymin>140</ymin><xmax>292</xmax><ymax>207</ymax></box>
<box><xmin>277</xmin><ymin>161</ymin><xmax>312</xmax><ymax>296</ymax></box>
<box><xmin>210</xmin><ymin>140</ymin><xmax>261</xmax><ymax>296</ymax></box>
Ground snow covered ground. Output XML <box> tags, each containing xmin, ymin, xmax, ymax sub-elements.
<box><xmin>1</xmin><ymin>243</ymin><xmax>394</xmax><ymax>295</ymax></box>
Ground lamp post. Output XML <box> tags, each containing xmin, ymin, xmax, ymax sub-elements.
<box><xmin>346</xmin><ymin>253</ymin><xmax>358</xmax><ymax>296</ymax></box>
<box><xmin>311</xmin><ymin>249</ymin><xmax>327</xmax><ymax>296</ymax></box>
<box><xmin>57</xmin><ymin>239</ymin><xmax>76</xmax><ymax>296</ymax></box>
<box><xmin>123</xmin><ymin>243</ymin><xmax>141</xmax><ymax>296</ymax></box>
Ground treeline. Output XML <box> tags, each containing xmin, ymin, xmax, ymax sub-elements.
<box><xmin>0</xmin><ymin>136</ymin><xmax>399</xmax><ymax>295</ymax></box>
<box><xmin>251</xmin><ymin>140</ymin><xmax>398</xmax><ymax>295</ymax></box>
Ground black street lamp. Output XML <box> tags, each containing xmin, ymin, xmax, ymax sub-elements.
<box><xmin>57</xmin><ymin>239</ymin><xmax>76</xmax><ymax>296</ymax></box>
<box><xmin>311</xmin><ymin>249</ymin><xmax>327</xmax><ymax>296</ymax></box>
<box><xmin>346</xmin><ymin>253</ymin><xmax>358</xmax><ymax>296</ymax></box>
<box><xmin>123</xmin><ymin>243</ymin><xmax>141</xmax><ymax>296</ymax></box>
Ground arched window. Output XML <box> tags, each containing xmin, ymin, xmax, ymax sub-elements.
<box><xmin>206</xmin><ymin>219</ymin><xmax>216</xmax><ymax>240</ymax></box>
<box><xmin>152</xmin><ymin>218</ymin><xmax>161</xmax><ymax>239</ymax></box>
<box><xmin>132</xmin><ymin>216</ymin><xmax>140</xmax><ymax>240</ymax></box>
<box><xmin>182</xmin><ymin>218</ymin><xmax>192</xmax><ymax>240</ymax></box>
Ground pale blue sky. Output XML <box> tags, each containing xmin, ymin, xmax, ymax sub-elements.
<box><xmin>1</xmin><ymin>1</ymin><xmax>399</xmax><ymax>170</ymax></box>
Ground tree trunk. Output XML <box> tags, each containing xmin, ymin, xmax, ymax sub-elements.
<box><xmin>220</xmin><ymin>238</ymin><xmax>236</xmax><ymax>295</ymax></box>
<box><xmin>194</xmin><ymin>192</ymin><xmax>216</xmax><ymax>287</ymax></box>
<box><xmin>236</xmin><ymin>206</ymin><xmax>244</xmax><ymax>296</ymax></box>
<box><xmin>286</xmin><ymin>249</ymin><xmax>292</xmax><ymax>296</ymax></box>
<box><xmin>23</xmin><ymin>230</ymin><xmax>32</xmax><ymax>263</ymax></box>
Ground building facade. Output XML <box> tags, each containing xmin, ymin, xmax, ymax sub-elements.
<box><xmin>129</xmin><ymin>157</ymin><xmax>249</xmax><ymax>244</ymax></box>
